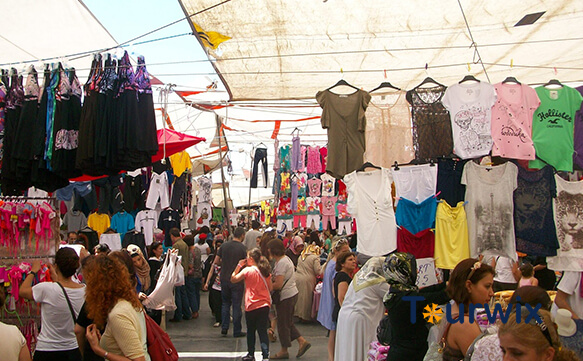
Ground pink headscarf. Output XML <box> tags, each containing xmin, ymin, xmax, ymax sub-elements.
<box><xmin>290</xmin><ymin>236</ymin><xmax>304</xmax><ymax>255</ymax></box>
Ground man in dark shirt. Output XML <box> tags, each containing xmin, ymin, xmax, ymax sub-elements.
<box><xmin>211</xmin><ymin>226</ymin><xmax>247</xmax><ymax>337</ymax></box>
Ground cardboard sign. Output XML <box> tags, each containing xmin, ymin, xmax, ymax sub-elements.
<box><xmin>416</xmin><ymin>257</ymin><xmax>439</xmax><ymax>288</ymax></box>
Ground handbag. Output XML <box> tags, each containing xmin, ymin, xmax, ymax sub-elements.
<box><xmin>271</xmin><ymin>277</ymin><xmax>289</xmax><ymax>305</ymax></box>
<box><xmin>145</xmin><ymin>311</ymin><xmax>179</xmax><ymax>361</ymax></box>
<box><xmin>56</xmin><ymin>282</ymin><xmax>77</xmax><ymax>324</ymax></box>
<box><xmin>424</xmin><ymin>322</ymin><xmax>451</xmax><ymax>361</ymax></box>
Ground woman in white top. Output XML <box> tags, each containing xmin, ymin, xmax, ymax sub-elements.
<box><xmin>0</xmin><ymin>284</ymin><xmax>31</xmax><ymax>361</ymax></box>
<box><xmin>19</xmin><ymin>247</ymin><xmax>86</xmax><ymax>361</ymax></box>
<box><xmin>267</xmin><ymin>239</ymin><xmax>311</xmax><ymax>359</ymax></box>
<box><xmin>334</xmin><ymin>257</ymin><xmax>390</xmax><ymax>361</ymax></box>
<box><xmin>195</xmin><ymin>233</ymin><xmax>211</xmax><ymax>266</ymax></box>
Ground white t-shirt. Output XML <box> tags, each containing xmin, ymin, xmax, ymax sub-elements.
<box><xmin>391</xmin><ymin>164</ymin><xmax>437</xmax><ymax>204</ymax></box>
<box><xmin>273</xmin><ymin>256</ymin><xmax>298</xmax><ymax>301</ymax></box>
<box><xmin>194</xmin><ymin>243</ymin><xmax>210</xmax><ymax>265</ymax></box>
<box><xmin>554</xmin><ymin>271</ymin><xmax>583</xmax><ymax>319</ymax></box>
<box><xmin>344</xmin><ymin>168</ymin><xmax>397</xmax><ymax>256</ymax></box>
<box><xmin>442</xmin><ymin>82</ymin><xmax>497</xmax><ymax>159</ymax></box>
<box><xmin>0</xmin><ymin>322</ymin><xmax>26</xmax><ymax>361</ymax></box>
<box><xmin>492</xmin><ymin>256</ymin><xmax>517</xmax><ymax>284</ymax></box>
<box><xmin>33</xmin><ymin>282</ymin><xmax>86</xmax><ymax>351</ymax></box>
<box><xmin>462</xmin><ymin>161</ymin><xmax>518</xmax><ymax>260</ymax></box>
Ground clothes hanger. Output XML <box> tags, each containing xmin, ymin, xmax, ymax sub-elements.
<box><xmin>357</xmin><ymin>162</ymin><xmax>381</xmax><ymax>172</ymax></box>
<box><xmin>256</xmin><ymin>142</ymin><xmax>267</xmax><ymax>149</ymax></box>
<box><xmin>413</xmin><ymin>77</ymin><xmax>445</xmax><ymax>89</ymax></box>
<box><xmin>543</xmin><ymin>79</ymin><xmax>563</xmax><ymax>88</ymax></box>
<box><xmin>326</xmin><ymin>79</ymin><xmax>359</xmax><ymax>91</ymax></box>
<box><xmin>502</xmin><ymin>76</ymin><xmax>521</xmax><ymax>85</ymax></box>
<box><xmin>369</xmin><ymin>81</ymin><xmax>401</xmax><ymax>93</ymax></box>
<box><xmin>459</xmin><ymin>74</ymin><xmax>480</xmax><ymax>84</ymax></box>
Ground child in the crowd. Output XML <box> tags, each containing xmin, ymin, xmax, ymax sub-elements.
<box><xmin>518</xmin><ymin>263</ymin><xmax>539</xmax><ymax>287</ymax></box>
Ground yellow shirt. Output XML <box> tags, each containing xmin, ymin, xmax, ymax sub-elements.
<box><xmin>100</xmin><ymin>300</ymin><xmax>150</xmax><ymax>361</ymax></box>
<box><xmin>434</xmin><ymin>201</ymin><xmax>470</xmax><ymax>270</ymax></box>
<box><xmin>170</xmin><ymin>151</ymin><xmax>192</xmax><ymax>177</ymax></box>
<box><xmin>87</xmin><ymin>213</ymin><xmax>111</xmax><ymax>237</ymax></box>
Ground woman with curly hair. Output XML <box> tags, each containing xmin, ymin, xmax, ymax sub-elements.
<box><xmin>85</xmin><ymin>255</ymin><xmax>150</xmax><ymax>361</ymax></box>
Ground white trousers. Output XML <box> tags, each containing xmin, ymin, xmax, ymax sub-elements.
<box><xmin>146</xmin><ymin>172</ymin><xmax>170</xmax><ymax>209</ymax></box>
<box><xmin>277</xmin><ymin>218</ymin><xmax>293</xmax><ymax>233</ymax></box>
<box><xmin>306</xmin><ymin>214</ymin><xmax>321</xmax><ymax>230</ymax></box>
<box><xmin>337</xmin><ymin>220</ymin><xmax>352</xmax><ymax>235</ymax></box>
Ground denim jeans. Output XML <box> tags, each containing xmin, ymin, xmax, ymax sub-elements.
<box><xmin>221</xmin><ymin>281</ymin><xmax>244</xmax><ymax>334</ymax></box>
<box><xmin>173</xmin><ymin>285</ymin><xmax>190</xmax><ymax>320</ymax></box>
<box><xmin>246</xmin><ymin>306</ymin><xmax>270</xmax><ymax>359</ymax></box>
<box><xmin>186</xmin><ymin>276</ymin><xmax>202</xmax><ymax>312</ymax></box>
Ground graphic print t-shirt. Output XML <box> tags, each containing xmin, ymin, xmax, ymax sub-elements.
<box><xmin>513</xmin><ymin>165</ymin><xmax>558</xmax><ymax>257</ymax></box>
<box><xmin>491</xmin><ymin>83</ymin><xmax>540</xmax><ymax>160</ymax></box>
<box><xmin>529</xmin><ymin>86</ymin><xmax>583</xmax><ymax>172</ymax></box>
<box><xmin>547</xmin><ymin>175</ymin><xmax>583</xmax><ymax>272</ymax></box>
<box><xmin>461</xmin><ymin>161</ymin><xmax>518</xmax><ymax>260</ymax></box>
<box><xmin>442</xmin><ymin>82</ymin><xmax>497</xmax><ymax>159</ymax></box>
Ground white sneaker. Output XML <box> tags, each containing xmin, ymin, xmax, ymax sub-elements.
<box><xmin>213</xmin><ymin>322</ymin><xmax>221</xmax><ymax>327</ymax></box>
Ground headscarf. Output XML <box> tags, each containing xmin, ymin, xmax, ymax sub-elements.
<box><xmin>127</xmin><ymin>244</ymin><xmax>151</xmax><ymax>291</ymax></box>
<box><xmin>300</xmin><ymin>243</ymin><xmax>321</xmax><ymax>261</ymax></box>
<box><xmin>382</xmin><ymin>252</ymin><xmax>418</xmax><ymax>306</ymax></box>
<box><xmin>353</xmin><ymin>257</ymin><xmax>387</xmax><ymax>292</ymax></box>
<box><xmin>289</xmin><ymin>236</ymin><xmax>304</xmax><ymax>255</ymax></box>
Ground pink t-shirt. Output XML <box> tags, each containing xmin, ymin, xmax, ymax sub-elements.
<box><xmin>242</xmin><ymin>266</ymin><xmax>271</xmax><ymax>312</ymax></box>
<box><xmin>491</xmin><ymin>83</ymin><xmax>540</xmax><ymax>160</ymax></box>
<box><xmin>307</xmin><ymin>178</ymin><xmax>322</xmax><ymax>197</ymax></box>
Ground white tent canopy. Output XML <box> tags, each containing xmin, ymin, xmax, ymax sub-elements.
<box><xmin>180</xmin><ymin>0</ymin><xmax>583</xmax><ymax>101</ymax></box>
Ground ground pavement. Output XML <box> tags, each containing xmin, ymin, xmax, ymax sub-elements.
<box><xmin>166</xmin><ymin>290</ymin><xmax>329</xmax><ymax>360</ymax></box>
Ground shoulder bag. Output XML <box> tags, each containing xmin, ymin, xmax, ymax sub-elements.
<box><xmin>56</xmin><ymin>282</ymin><xmax>77</xmax><ymax>324</ymax></box>
<box><xmin>145</xmin><ymin>312</ymin><xmax>179</xmax><ymax>361</ymax></box>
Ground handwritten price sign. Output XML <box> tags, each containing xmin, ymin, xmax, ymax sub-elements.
<box><xmin>416</xmin><ymin>258</ymin><xmax>439</xmax><ymax>288</ymax></box>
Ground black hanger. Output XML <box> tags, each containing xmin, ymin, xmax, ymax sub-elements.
<box><xmin>413</xmin><ymin>77</ymin><xmax>444</xmax><ymax>89</ymax></box>
<box><xmin>393</xmin><ymin>161</ymin><xmax>400</xmax><ymax>171</ymax></box>
<box><xmin>326</xmin><ymin>79</ymin><xmax>359</xmax><ymax>91</ymax></box>
<box><xmin>369</xmin><ymin>81</ymin><xmax>401</xmax><ymax>93</ymax></box>
<box><xmin>502</xmin><ymin>76</ymin><xmax>521</xmax><ymax>85</ymax></box>
<box><xmin>544</xmin><ymin>79</ymin><xmax>563</xmax><ymax>88</ymax></box>
<box><xmin>291</xmin><ymin>127</ymin><xmax>301</xmax><ymax>136</ymax></box>
<box><xmin>357</xmin><ymin>162</ymin><xmax>381</xmax><ymax>172</ymax></box>
<box><xmin>459</xmin><ymin>75</ymin><xmax>480</xmax><ymax>84</ymax></box>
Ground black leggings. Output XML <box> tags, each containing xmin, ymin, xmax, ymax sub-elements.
<box><xmin>250</xmin><ymin>148</ymin><xmax>268</xmax><ymax>188</ymax></box>
<box><xmin>33</xmin><ymin>349</ymin><xmax>82</xmax><ymax>361</ymax></box>
<box><xmin>245</xmin><ymin>306</ymin><xmax>270</xmax><ymax>359</ymax></box>
<box><xmin>209</xmin><ymin>288</ymin><xmax>222</xmax><ymax>323</ymax></box>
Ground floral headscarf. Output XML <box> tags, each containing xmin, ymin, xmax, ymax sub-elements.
<box><xmin>127</xmin><ymin>244</ymin><xmax>151</xmax><ymax>291</ymax></box>
<box><xmin>353</xmin><ymin>257</ymin><xmax>387</xmax><ymax>292</ymax></box>
<box><xmin>382</xmin><ymin>252</ymin><xmax>418</xmax><ymax>305</ymax></box>
<box><xmin>300</xmin><ymin>243</ymin><xmax>321</xmax><ymax>261</ymax></box>
<box><xmin>289</xmin><ymin>236</ymin><xmax>304</xmax><ymax>255</ymax></box>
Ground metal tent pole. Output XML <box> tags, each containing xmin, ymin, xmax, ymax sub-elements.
<box><xmin>215</xmin><ymin>113</ymin><xmax>232</xmax><ymax>235</ymax></box>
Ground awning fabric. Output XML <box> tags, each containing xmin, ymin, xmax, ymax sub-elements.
<box><xmin>179</xmin><ymin>0</ymin><xmax>583</xmax><ymax>101</ymax></box>
<box><xmin>154</xmin><ymin>128</ymin><xmax>206</xmax><ymax>162</ymax></box>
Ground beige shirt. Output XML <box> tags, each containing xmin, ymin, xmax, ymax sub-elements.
<box><xmin>100</xmin><ymin>300</ymin><xmax>150</xmax><ymax>361</ymax></box>
<box><xmin>364</xmin><ymin>90</ymin><xmax>414</xmax><ymax>166</ymax></box>
<box><xmin>0</xmin><ymin>322</ymin><xmax>26</xmax><ymax>361</ymax></box>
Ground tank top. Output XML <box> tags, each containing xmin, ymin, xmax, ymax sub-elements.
<box><xmin>519</xmin><ymin>277</ymin><xmax>534</xmax><ymax>287</ymax></box>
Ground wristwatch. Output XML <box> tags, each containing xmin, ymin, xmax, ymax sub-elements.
<box><xmin>29</xmin><ymin>271</ymin><xmax>38</xmax><ymax>277</ymax></box>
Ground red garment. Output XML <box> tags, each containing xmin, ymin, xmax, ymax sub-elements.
<box><xmin>320</xmin><ymin>147</ymin><xmax>328</xmax><ymax>173</ymax></box>
<box><xmin>396</xmin><ymin>228</ymin><xmax>435</xmax><ymax>259</ymax></box>
<box><xmin>337</xmin><ymin>180</ymin><xmax>347</xmax><ymax>202</ymax></box>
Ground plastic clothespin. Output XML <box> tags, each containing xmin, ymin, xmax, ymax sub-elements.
<box><xmin>384</xmin><ymin>69</ymin><xmax>387</xmax><ymax>79</ymax></box>
<box><xmin>510</xmin><ymin>59</ymin><xmax>514</xmax><ymax>69</ymax></box>
<box><xmin>467</xmin><ymin>63</ymin><xmax>471</xmax><ymax>72</ymax></box>
<box><xmin>554</xmin><ymin>67</ymin><xmax>558</xmax><ymax>76</ymax></box>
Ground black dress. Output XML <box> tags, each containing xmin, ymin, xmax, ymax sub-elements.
<box><xmin>385</xmin><ymin>283</ymin><xmax>450</xmax><ymax>361</ymax></box>
<box><xmin>332</xmin><ymin>271</ymin><xmax>352</xmax><ymax>322</ymax></box>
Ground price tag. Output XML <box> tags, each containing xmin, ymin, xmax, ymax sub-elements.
<box><xmin>416</xmin><ymin>258</ymin><xmax>438</xmax><ymax>288</ymax></box>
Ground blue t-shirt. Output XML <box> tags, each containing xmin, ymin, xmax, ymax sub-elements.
<box><xmin>560</xmin><ymin>319</ymin><xmax>583</xmax><ymax>360</ymax></box>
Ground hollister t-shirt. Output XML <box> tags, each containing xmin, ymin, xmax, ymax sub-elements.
<box><xmin>529</xmin><ymin>86</ymin><xmax>583</xmax><ymax>172</ymax></box>
<box><xmin>491</xmin><ymin>83</ymin><xmax>540</xmax><ymax>160</ymax></box>
<box><xmin>442</xmin><ymin>82</ymin><xmax>497</xmax><ymax>159</ymax></box>
<box><xmin>462</xmin><ymin>161</ymin><xmax>518</xmax><ymax>260</ymax></box>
